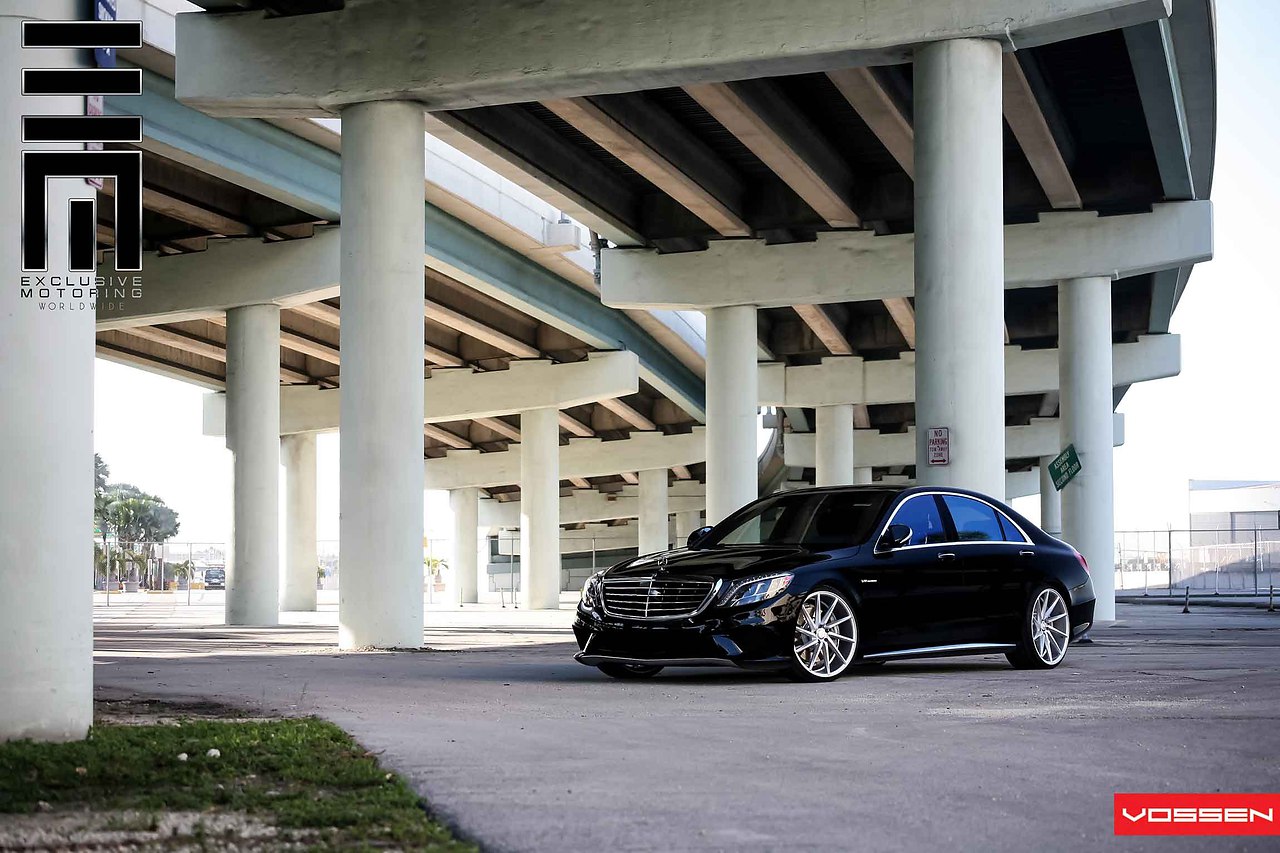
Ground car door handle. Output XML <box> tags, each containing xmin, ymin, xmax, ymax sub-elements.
<box><xmin>937</xmin><ymin>552</ymin><xmax>957</xmax><ymax>562</ymax></box>
<box><xmin>1019</xmin><ymin>550</ymin><xmax>1035</xmax><ymax>558</ymax></box>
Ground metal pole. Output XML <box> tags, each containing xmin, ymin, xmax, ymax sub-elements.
<box><xmin>1182</xmin><ymin>585</ymin><xmax>1190</xmax><ymax>614</ymax></box>
<box><xmin>1255</xmin><ymin>529</ymin><xmax>1261</xmax><ymax>596</ymax></box>
<box><xmin>1168</xmin><ymin>529</ymin><xmax>1174</xmax><ymax>596</ymax></box>
<box><xmin>187</xmin><ymin>543</ymin><xmax>192</xmax><ymax>607</ymax></box>
<box><xmin>1269</xmin><ymin>584</ymin><xmax>1275</xmax><ymax>613</ymax></box>
<box><xmin>105</xmin><ymin>539</ymin><xmax>110</xmax><ymax>608</ymax></box>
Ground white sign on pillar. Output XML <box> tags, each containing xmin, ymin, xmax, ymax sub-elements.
<box><xmin>927</xmin><ymin>427</ymin><xmax>950</xmax><ymax>466</ymax></box>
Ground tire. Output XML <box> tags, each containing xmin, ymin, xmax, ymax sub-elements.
<box><xmin>1007</xmin><ymin>584</ymin><xmax>1071</xmax><ymax>669</ymax></box>
<box><xmin>596</xmin><ymin>662</ymin><xmax>663</xmax><ymax>679</ymax></box>
<box><xmin>788</xmin><ymin>587</ymin><xmax>859</xmax><ymax>682</ymax></box>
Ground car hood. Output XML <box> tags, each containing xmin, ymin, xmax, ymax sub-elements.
<box><xmin>604</xmin><ymin>545</ymin><xmax>833</xmax><ymax>582</ymax></box>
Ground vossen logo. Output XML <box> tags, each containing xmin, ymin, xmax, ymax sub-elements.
<box><xmin>1115</xmin><ymin>794</ymin><xmax>1280</xmax><ymax>836</ymax></box>
<box><xmin>1122</xmin><ymin>807</ymin><xmax>1273</xmax><ymax>824</ymax></box>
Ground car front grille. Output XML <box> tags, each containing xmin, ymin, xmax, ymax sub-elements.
<box><xmin>601</xmin><ymin>576</ymin><xmax>717</xmax><ymax>620</ymax></box>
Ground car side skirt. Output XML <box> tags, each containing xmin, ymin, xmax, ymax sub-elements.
<box><xmin>862</xmin><ymin>642</ymin><xmax>1017</xmax><ymax>660</ymax></box>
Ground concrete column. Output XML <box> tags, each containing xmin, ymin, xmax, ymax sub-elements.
<box><xmin>1059</xmin><ymin>276</ymin><xmax>1115</xmax><ymax>622</ymax></box>
<box><xmin>815</xmin><ymin>404</ymin><xmax>854</xmax><ymax>486</ymax></box>
<box><xmin>225</xmin><ymin>304</ymin><xmax>281</xmax><ymax>625</ymax></box>
<box><xmin>638</xmin><ymin>469</ymin><xmax>670</xmax><ymax>554</ymax></box>
<box><xmin>674</xmin><ymin>511</ymin><xmax>703</xmax><ymax>547</ymax></box>
<box><xmin>1039</xmin><ymin>455</ymin><xmax>1063</xmax><ymax>536</ymax></box>
<box><xmin>705</xmin><ymin>305</ymin><xmax>758</xmax><ymax>523</ymax></box>
<box><xmin>338</xmin><ymin>100</ymin><xmax>426</xmax><ymax>648</ymax></box>
<box><xmin>853</xmin><ymin>467</ymin><xmax>874</xmax><ymax>485</ymax></box>
<box><xmin>280</xmin><ymin>433</ymin><xmax>317</xmax><ymax>611</ymax></box>
<box><xmin>450</xmin><ymin>487</ymin><xmax>480</xmax><ymax>604</ymax></box>
<box><xmin>0</xmin><ymin>0</ymin><xmax>93</xmax><ymax>741</ymax></box>
<box><xmin>520</xmin><ymin>407</ymin><xmax>560</xmax><ymax>609</ymax></box>
<box><xmin>913</xmin><ymin>38</ymin><xmax>1006</xmax><ymax>497</ymax></box>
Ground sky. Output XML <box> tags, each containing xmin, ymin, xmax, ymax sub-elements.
<box><xmin>94</xmin><ymin>1</ymin><xmax>1278</xmax><ymax>543</ymax></box>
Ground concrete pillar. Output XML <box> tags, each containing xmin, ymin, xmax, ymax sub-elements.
<box><xmin>450</xmin><ymin>487</ymin><xmax>480</xmax><ymax>604</ymax></box>
<box><xmin>1059</xmin><ymin>276</ymin><xmax>1115</xmax><ymax>622</ymax></box>
<box><xmin>0</xmin><ymin>0</ymin><xmax>93</xmax><ymax>741</ymax></box>
<box><xmin>338</xmin><ymin>100</ymin><xmax>426</xmax><ymax>648</ymax></box>
<box><xmin>913</xmin><ymin>38</ymin><xmax>1006</xmax><ymax>497</ymax></box>
<box><xmin>638</xmin><ymin>469</ymin><xmax>670</xmax><ymax>554</ymax></box>
<box><xmin>815</xmin><ymin>404</ymin><xmax>854</xmax><ymax>486</ymax></box>
<box><xmin>520</xmin><ymin>407</ymin><xmax>560</xmax><ymax>609</ymax></box>
<box><xmin>226</xmin><ymin>304</ymin><xmax>281</xmax><ymax>626</ymax></box>
<box><xmin>280</xmin><ymin>432</ymin><xmax>317</xmax><ymax>611</ymax></box>
<box><xmin>674</xmin><ymin>511</ymin><xmax>703</xmax><ymax>547</ymax></box>
<box><xmin>853</xmin><ymin>467</ymin><xmax>874</xmax><ymax>485</ymax></box>
<box><xmin>1039</xmin><ymin>455</ymin><xmax>1063</xmax><ymax>536</ymax></box>
<box><xmin>705</xmin><ymin>305</ymin><xmax>758</xmax><ymax>523</ymax></box>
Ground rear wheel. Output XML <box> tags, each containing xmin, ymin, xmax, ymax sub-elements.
<box><xmin>596</xmin><ymin>662</ymin><xmax>663</xmax><ymax>679</ymax></box>
<box><xmin>788</xmin><ymin>588</ymin><xmax>858</xmax><ymax>682</ymax></box>
<box><xmin>1007</xmin><ymin>585</ymin><xmax>1071</xmax><ymax>669</ymax></box>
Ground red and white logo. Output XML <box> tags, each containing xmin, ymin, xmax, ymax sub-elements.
<box><xmin>1115</xmin><ymin>794</ymin><xmax>1280</xmax><ymax>836</ymax></box>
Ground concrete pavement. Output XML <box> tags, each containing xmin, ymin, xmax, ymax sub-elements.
<box><xmin>93</xmin><ymin>604</ymin><xmax>1280</xmax><ymax>852</ymax></box>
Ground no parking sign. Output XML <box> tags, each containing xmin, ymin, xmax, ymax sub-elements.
<box><xmin>926</xmin><ymin>427</ymin><xmax>949</xmax><ymax>466</ymax></box>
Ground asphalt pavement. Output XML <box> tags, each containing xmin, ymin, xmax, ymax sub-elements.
<box><xmin>93</xmin><ymin>604</ymin><xmax>1280</xmax><ymax>853</ymax></box>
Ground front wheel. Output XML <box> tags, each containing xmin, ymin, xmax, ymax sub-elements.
<box><xmin>788</xmin><ymin>588</ymin><xmax>859</xmax><ymax>682</ymax></box>
<box><xmin>596</xmin><ymin>662</ymin><xmax>663</xmax><ymax>679</ymax></box>
<box><xmin>1007</xmin><ymin>585</ymin><xmax>1071</xmax><ymax>669</ymax></box>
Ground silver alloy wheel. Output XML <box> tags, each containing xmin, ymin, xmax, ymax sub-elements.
<box><xmin>794</xmin><ymin>590</ymin><xmax>858</xmax><ymax>678</ymax></box>
<box><xmin>1031</xmin><ymin>587</ymin><xmax>1070</xmax><ymax>666</ymax></box>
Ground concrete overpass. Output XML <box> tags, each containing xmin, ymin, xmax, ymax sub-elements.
<box><xmin>1</xmin><ymin>0</ymin><xmax>1215</xmax><ymax>740</ymax></box>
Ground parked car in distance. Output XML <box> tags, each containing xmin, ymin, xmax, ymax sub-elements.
<box><xmin>203</xmin><ymin>568</ymin><xmax>226</xmax><ymax>589</ymax></box>
<box><xmin>573</xmin><ymin>485</ymin><xmax>1095</xmax><ymax>682</ymax></box>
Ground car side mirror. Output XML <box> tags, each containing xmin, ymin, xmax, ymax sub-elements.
<box><xmin>687</xmin><ymin>526</ymin><xmax>714</xmax><ymax>549</ymax></box>
<box><xmin>878</xmin><ymin>523</ymin><xmax>913</xmax><ymax>551</ymax></box>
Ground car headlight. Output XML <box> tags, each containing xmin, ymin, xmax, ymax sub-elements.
<box><xmin>721</xmin><ymin>572</ymin><xmax>794</xmax><ymax>607</ymax></box>
<box><xmin>580</xmin><ymin>571</ymin><xmax>603</xmax><ymax>609</ymax></box>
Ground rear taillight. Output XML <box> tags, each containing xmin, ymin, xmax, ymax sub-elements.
<box><xmin>1074</xmin><ymin>550</ymin><xmax>1090</xmax><ymax>574</ymax></box>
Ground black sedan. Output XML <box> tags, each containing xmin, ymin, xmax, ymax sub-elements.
<box><xmin>573</xmin><ymin>485</ymin><xmax>1095</xmax><ymax>682</ymax></box>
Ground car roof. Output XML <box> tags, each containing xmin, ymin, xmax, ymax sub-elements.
<box><xmin>765</xmin><ymin>484</ymin><xmax>1009</xmax><ymax>504</ymax></box>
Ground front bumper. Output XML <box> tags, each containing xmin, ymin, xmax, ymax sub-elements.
<box><xmin>573</xmin><ymin>600</ymin><xmax>794</xmax><ymax>670</ymax></box>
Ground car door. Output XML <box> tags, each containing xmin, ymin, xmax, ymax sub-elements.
<box><xmin>863</xmin><ymin>493</ymin><xmax>967</xmax><ymax>652</ymax></box>
<box><xmin>937</xmin><ymin>494</ymin><xmax>1026</xmax><ymax>642</ymax></box>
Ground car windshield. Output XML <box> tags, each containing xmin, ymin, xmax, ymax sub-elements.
<box><xmin>701</xmin><ymin>490</ymin><xmax>892</xmax><ymax>549</ymax></box>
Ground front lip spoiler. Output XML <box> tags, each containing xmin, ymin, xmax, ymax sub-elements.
<box><xmin>575</xmin><ymin>653</ymin><xmax>737</xmax><ymax>668</ymax></box>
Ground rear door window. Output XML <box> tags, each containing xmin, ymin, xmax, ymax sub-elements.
<box><xmin>940</xmin><ymin>495</ymin><xmax>1005</xmax><ymax>542</ymax></box>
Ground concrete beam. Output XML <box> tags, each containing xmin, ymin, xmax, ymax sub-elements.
<box><xmin>1124</xmin><ymin>18</ymin><xmax>1195</xmax><ymax>200</ymax></box>
<box><xmin>542</xmin><ymin>96</ymin><xmax>749</xmax><ymax>238</ymax></box>
<box><xmin>826</xmin><ymin>67</ymin><xmax>913</xmax><ymax>178</ymax></box>
<box><xmin>784</xmin><ymin>416</ymin><xmax>1124</xmax><ymax>468</ymax></box>
<box><xmin>601</xmin><ymin>202</ymin><xmax>1212</xmax><ymax>310</ymax></box>
<box><xmin>203</xmin><ymin>351</ymin><xmax>640</xmax><ymax>436</ymax></box>
<box><xmin>424</xmin><ymin>428</ymin><xmax>706</xmax><ymax>490</ymax></box>
<box><xmin>95</xmin><ymin>228</ymin><xmax>340</xmax><ymax>330</ymax></box>
<box><xmin>1001</xmin><ymin>53</ymin><xmax>1081</xmax><ymax>209</ymax></box>
<box><xmin>759</xmin><ymin>334</ymin><xmax>1180</xmax><ymax>407</ymax></box>
<box><xmin>684</xmin><ymin>80</ymin><xmax>859</xmax><ymax>227</ymax></box>
<box><xmin>175</xmin><ymin>0</ymin><xmax>1170</xmax><ymax>116</ymax></box>
<box><xmin>478</xmin><ymin>482</ymin><xmax>705</xmax><ymax>528</ymax></box>
<box><xmin>105</xmin><ymin>72</ymin><xmax>704</xmax><ymax>416</ymax></box>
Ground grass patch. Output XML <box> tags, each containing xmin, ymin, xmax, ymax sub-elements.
<box><xmin>0</xmin><ymin>717</ymin><xmax>475</xmax><ymax>851</ymax></box>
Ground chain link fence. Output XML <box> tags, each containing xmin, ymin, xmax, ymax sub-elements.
<box><xmin>1115</xmin><ymin>529</ymin><xmax>1280</xmax><ymax>595</ymax></box>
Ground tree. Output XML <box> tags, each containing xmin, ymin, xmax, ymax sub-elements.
<box><xmin>94</xmin><ymin>453</ymin><xmax>109</xmax><ymax>496</ymax></box>
<box><xmin>97</xmin><ymin>484</ymin><xmax>182</xmax><ymax>585</ymax></box>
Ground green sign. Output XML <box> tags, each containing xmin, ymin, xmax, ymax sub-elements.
<box><xmin>1049</xmin><ymin>444</ymin><xmax>1082</xmax><ymax>491</ymax></box>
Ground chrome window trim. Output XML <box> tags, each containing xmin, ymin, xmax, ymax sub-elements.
<box><xmin>874</xmin><ymin>490</ymin><xmax>1031</xmax><ymax>554</ymax></box>
<box><xmin>600</xmin><ymin>576</ymin><xmax>723</xmax><ymax>621</ymax></box>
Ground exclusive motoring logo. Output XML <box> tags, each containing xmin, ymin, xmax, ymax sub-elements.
<box><xmin>18</xmin><ymin>15</ymin><xmax>143</xmax><ymax>305</ymax></box>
